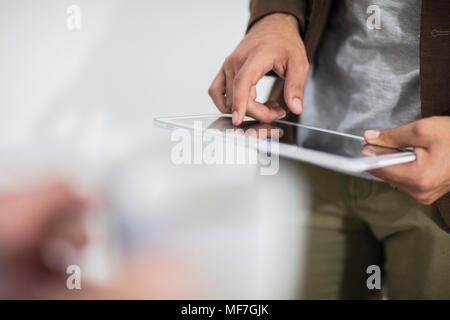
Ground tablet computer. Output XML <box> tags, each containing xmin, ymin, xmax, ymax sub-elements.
<box><xmin>154</xmin><ymin>114</ymin><xmax>416</xmax><ymax>174</ymax></box>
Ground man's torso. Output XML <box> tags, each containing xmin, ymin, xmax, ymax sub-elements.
<box><xmin>300</xmin><ymin>0</ymin><xmax>422</xmax><ymax>136</ymax></box>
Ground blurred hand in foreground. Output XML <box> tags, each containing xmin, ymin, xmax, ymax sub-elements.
<box><xmin>0</xmin><ymin>181</ymin><xmax>88</xmax><ymax>298</ymax></box>
<box><xmin>365</xmin><ymin>116</ymin><xmax>450</xmax><ymax>205</ymax></box>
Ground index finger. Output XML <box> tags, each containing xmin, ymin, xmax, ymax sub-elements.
<box><xmin>232</xmin><ymin>57</ymin><xmax>273</xmax><ymax>125</ymax></box>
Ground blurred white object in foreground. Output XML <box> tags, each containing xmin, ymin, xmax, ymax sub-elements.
<box><xmin>99</xmin><ymin>131</ymin><xmax>311</xmax><ymax>299</ymax></box>
<box><xmin>0</xmin><ymin>120</ymin><xmax>311</xmax><ymax>299</ymax></box>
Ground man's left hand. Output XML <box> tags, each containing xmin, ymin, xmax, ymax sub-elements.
<box><xmin>364</xmin><ymin>116</ymin><xmax>450</xmax><ymax>204</ymax></box>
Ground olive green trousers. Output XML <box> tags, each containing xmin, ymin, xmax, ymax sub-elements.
<box><xmin>298</xmin><ymin>163</ymin><xmax>450</xmax><ymax>299</ymax></box>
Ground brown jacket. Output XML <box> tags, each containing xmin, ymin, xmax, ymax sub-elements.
<box><xmin>248</xmin><ymin>0</ymin><xmax>450</xmax><ymax>227</ymax></box>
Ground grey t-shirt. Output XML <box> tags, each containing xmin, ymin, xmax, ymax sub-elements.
<box><xmin>301</xmin><ymin>0</ymin><xmax>422</xmax><ymax>136</ymax></box>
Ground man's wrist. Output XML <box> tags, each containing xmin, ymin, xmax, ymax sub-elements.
<box><xmin>249</xmin><ymin>13</ymin><xmax>299</xmax><ymax>34</ymax></box>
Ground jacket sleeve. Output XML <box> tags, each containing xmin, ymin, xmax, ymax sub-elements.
<box><xmin>248</xmin><ymin>0</ymin><xmax>308</xmax><ymax>34</ymax></box>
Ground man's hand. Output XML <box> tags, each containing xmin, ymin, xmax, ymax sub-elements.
<box><xmin>364</xmin><ymin>116</ymin><xmax>450</xmax><ymax>204</ymax></box>
<box><xmin>209</xmin><ymin>13</ymin><xmax>309</xmax><ymax>126</ymax></box>
<box><xmin>0</xmin><ymin>181</ymin><xmax>88</xmax><ymax>298</ymax></box>
<box><xmin>0</xmin><ymin>181</ymin><xmax>87</xmax><ymax>258</ymax></box>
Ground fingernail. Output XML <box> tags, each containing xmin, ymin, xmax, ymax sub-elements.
<box><xmin>277</xmin><ymin>110</ymin><xmax>287</xmax><ymax>120</ymax></box>
<box><xmin>292</xmin><ymin>98</ymin><xmax>302</xmax><ymax>114</ymax></box>
<box><xmin>232</xmin><ymin>111</ymin><xmax>239</xmax><ymax>125</ymax></box>
<box><xmin>365</xmin><ymin>130</ymin><xmax>380</xmax><ymax>140</ymax></box>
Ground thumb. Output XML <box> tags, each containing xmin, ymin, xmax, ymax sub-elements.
<box><xmin>283</xmin><ymin>58</ymin><xmax>308</xmax><ymax>114</ymax></box>
<box><xmin>364</xmin><ymin>121</ymin><xmax>430</xmax><ymax>148</ymax></box>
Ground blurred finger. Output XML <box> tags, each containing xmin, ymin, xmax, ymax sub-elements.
<box><xmin>35</xmin><ymin>181</ymin><xmax>86</xmax><ymax>215</ymax></box>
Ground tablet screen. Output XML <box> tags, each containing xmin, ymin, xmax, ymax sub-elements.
<box><xmin>167</xmin><ymin>115</ymin><xmax>402</xmax><ymax>159</ymax></box>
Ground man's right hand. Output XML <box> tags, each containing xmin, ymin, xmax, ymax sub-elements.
<box><xmin>208</xmin><ymin>13</ymin><xmax>310</xmax><ymax>126</ymax></box>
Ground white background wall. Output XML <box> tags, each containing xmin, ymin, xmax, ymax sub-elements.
<box><xmin>0</xmin><ymin>0</ymin><xmax>274</xmax><ymax>149</ymax></box>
